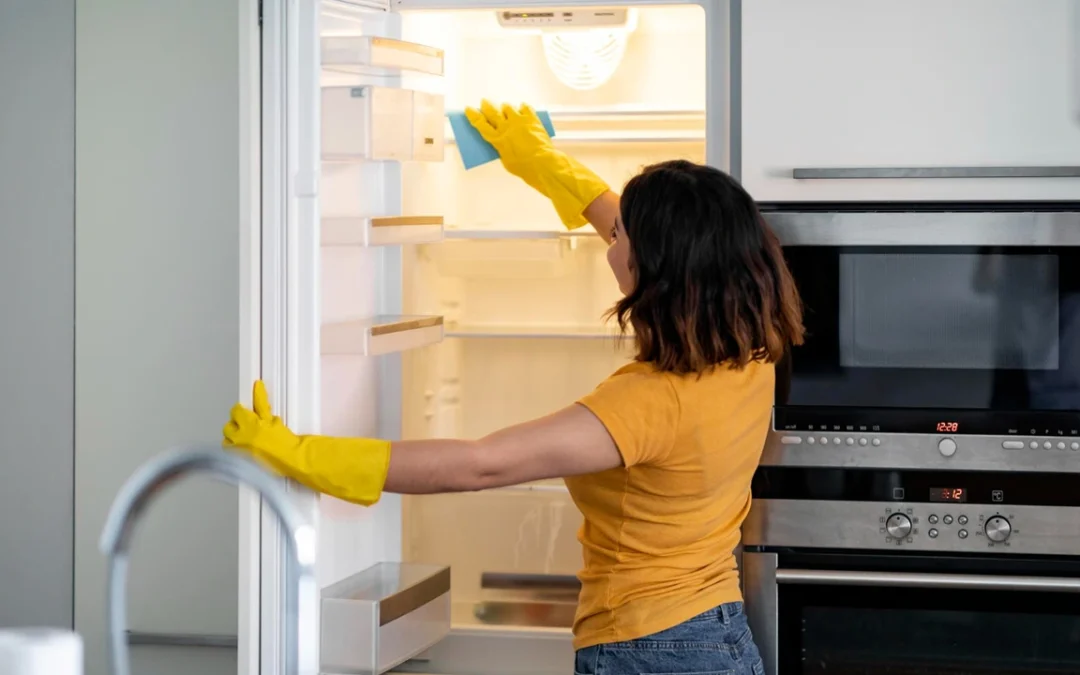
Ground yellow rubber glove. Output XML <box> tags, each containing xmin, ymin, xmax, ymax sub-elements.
<box><xmin>465</xmin><ymin>100</ymin><xmax>609</xmax><ymax>230</ymax></box>
<box><xmin>223</xmin><ymin>381</ymin><xmax>391</xmax><ymax>506</ymax></box>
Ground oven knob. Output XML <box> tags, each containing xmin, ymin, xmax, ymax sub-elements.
<box><xmin>938</xmin><ymin>438</ymin><xmax>957</xmax><ymax>457</ymax></box>
<box><xmin>984</xmin><ymin>516</ymin><xmax>1012</xmax><ymax>543</ymax></box>
<box><xmin>885</xmin><ymin>513</ymin><xmax>913</xmax><ymax>539</ymax></box>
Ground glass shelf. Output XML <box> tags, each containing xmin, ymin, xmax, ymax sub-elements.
<box><xmin>445</xmin><ymin>323</ymin><xmax>626</xmax><ymax>340</ymax></box>
<box><xmin>442</xmin><ymin>227</ymin><xmax>600</xmax><ymax>241</ymax></box>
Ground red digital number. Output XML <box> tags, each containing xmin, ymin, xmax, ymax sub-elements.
<box><xmin>936</xmin><ymin>421</ymin><xmax>959</xmax><ymax>433</ymax></box>
<box><xmin>952</xmin><ymin>488</ymin><xmax>964</xmax><ymax>500</ymax></box>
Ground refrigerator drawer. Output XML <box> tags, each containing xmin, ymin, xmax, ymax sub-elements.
<box><xmin>323</xmin><ymin>86</ymin><xmax>445</xmax><ymax>162</ymax></box>
<box><xmin>322</xmin><ymin>35</ymin><xmax>445</xmax><ymax>77</ymax></box>
<box><xmin>321</xmin><ymin>562</ymin><xmax>452</xmax><ymax>675</ymax></box>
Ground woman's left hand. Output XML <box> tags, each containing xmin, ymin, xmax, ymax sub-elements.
<box><xmin>224</xmin><ymin>381</ymin><xmax>301</xmax><ymax>457</ymax></box>
<box><xmin>223</xmin><ymin>381</ymin><xmax>392</xmax><ymax>506</ymax></box>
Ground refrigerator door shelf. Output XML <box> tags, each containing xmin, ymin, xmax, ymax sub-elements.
<box><xmin>322</xmin><ymin>215</ymin><xmax>445</xmax><ymax>246</ymax></box>
<box><xmin>322</xmin><ymin>35</ymin><xmax>445</xmax><ymax>77</ymax></box>
<box><xmin>323</xmin><ymin>86</ymin><xmax>446</xmax><ymax>163</ymax></box>
<box><xmin>321</xmin><ymin>562</ymin><xmax>451</xmax><ymax>675</ymax></box>
<box><xmin>322</xmin><ymin>315</ymin><xmax>445</xmax><ymax>356</ymax></box>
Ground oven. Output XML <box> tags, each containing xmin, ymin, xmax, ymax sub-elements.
<box><xmin>761</xmin><ymin>203</ymin><xmax>1080</xmax><ymax>471</ymax></box>
<box><xmin>742</xmin><ymin>469</ymin><xmax>1080</xmax><ymax>675</ymax></box>
<box><xmin>741</xmin><ymin>203</ymin><xmax>1080</xmax><ymax>674</ymax></box>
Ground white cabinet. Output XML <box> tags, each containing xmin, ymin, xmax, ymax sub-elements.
<box><xmin>741</xmin><ymin>0</ymin><xmax>1080</xmax><ymax>202</ymax></box>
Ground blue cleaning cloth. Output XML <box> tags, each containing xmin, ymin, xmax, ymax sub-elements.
<box><xmin>446</xmin><ymin>110</ymin><xmax>556</xmax><ymax>170</ymax></box>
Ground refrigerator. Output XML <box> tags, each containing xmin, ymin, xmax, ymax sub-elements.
<box><xmin>243</xmin><ymin>0</ymin><xmax>733</xmax><ymax>673</ymax></box>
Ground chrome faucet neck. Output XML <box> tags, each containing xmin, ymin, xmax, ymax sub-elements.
<box><xmin>99</xmin><ymin>448</ymin><xmax>318</xmax><ymax>675</ymax></box>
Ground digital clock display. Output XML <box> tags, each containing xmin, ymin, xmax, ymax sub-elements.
<box><xmin>930</xmin><ymin>487</ymin><xmax>967</xmax><ymax>503</ymax></box>
<box><xmin>936</xmin><ymin>421</ymin><xmax>959</xmax><ymax>433</ymax></box>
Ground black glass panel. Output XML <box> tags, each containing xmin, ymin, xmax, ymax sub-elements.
<box><xmin>779</xmin><ymin>582</ymin><xmax>1080</xmax><ymax>675</ymax></box>
<box><xmin>781</xmin><ymin>246</ymin><xmax>1080</xmax><ymax>412</ymax></box>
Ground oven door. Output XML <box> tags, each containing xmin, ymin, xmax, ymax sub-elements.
<box><xmin>763</xmin><ymin>204</ymin><xmax>1080</xmax><ymax>468</ymax></box>
<box><xmin>743</xmin><ymin>550</ymin><xmax>1080</xmax><ymax>675</ymax></box>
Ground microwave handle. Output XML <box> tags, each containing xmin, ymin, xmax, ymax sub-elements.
<box><xmin>777</xmin><ymin>568</ymin><xmax>1080</xmax><ymax>593</ymax></box>
<box><xmin>792</xmin><ymin>166</ymin><xmax>1080</xmax><ymax>180</ymax></box>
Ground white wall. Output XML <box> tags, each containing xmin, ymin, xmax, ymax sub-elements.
<box><xmin>74</xmin><ymin>1</ymin><xmax>243</xmax><ymax>674</ymax></box>
<box><xmin>0</xmin><ymin>0</ymin><xmax>76</xmax><ymax>630</ymax></box>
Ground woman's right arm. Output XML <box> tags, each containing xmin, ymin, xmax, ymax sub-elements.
<box><xmin>583</xmin><ymin>190</ymin><xmax>621</xmax><ymax>244</ymax></box>
<box><xmin>466</xmin><ymin>101</ymin><xmax>616</xmax><ymax>238</ymax></box>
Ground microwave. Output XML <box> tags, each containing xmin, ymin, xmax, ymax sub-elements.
<box><xmin>760</xmin><ymin>202</ymin><xmax>1080</xmax><ymax>473</ymax></box>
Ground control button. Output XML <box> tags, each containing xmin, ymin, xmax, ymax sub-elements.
<box><xmin>943</xmin><ymin>515</ymin><xmax>954</xmax><ymax>525</ymax></box>
<box><xmin>1058</xmin><ymin>442</ymin><xmax>1066</xmax><ymax>450</ymax></box>
<box><xmin>820</xmin><ymin>436</ymin><xmax>828</xmax><ymax>445</ymax></box>
<box><xmin>928</xmin><ymin>528</ymin><xmax>939</xmax><ymax>538</ymax></box>
<box><xmin>1030</xmin><ymin>441</ymin><xmax>1039</xmax><ymax>449</ymax></box>
<box><xmin>958</xmin><ymin>515</ymin><xmax>969</xmax><ymax>525</ymax></box>
<box><xmin>984</xmin><ymin>515</ymin><xmax>1012</xmax><ymax>543</ymax></box>
<box><xmin>1072</xmin><ymin>442</ymin><xmax>1079</xmax><ymax>451</ymax></box>
<box><xmin>958</xmin><ymin>529</ymin><xmax>969</xmax><ymax>539</ymax></box>
<box><xmin>846</xmin><ymin>437</ymin><xmax>855</xmax><ymax>446</ymax></box>
<box><xmin>938</xmin><ymin>438</ymin><xmax>957</xmax><ymax>457</ymax></box>
<box><xmin>859</xmin><ymin>438</ymin><xmax>868</xmax><ymax>446</ymax></box>
<box><xmin>1002</xmin><ymin>440</ymin><xmax>1025</xmax><ymax>449</ymax></box>
<box><xmin>833</xmin><ymin>437</ymin><xmax>842</xmax><ymax>445</ymax></box>
<box><xmin>780</xmin><ymin>436</ymin><xmax>803</xmax><ymax>445</ymax></box>
<box><xmin>1044</xmin><ymin>441</ymin><xmax>1053</xmax><ymax>449</ymax></box>
<box><xmin>807</xmin><ymin>436</ymin><xmax>816</xmax><ymax>444</ymax></box>
<box><xmin>886</xmin><ymin>513</ymin><xmax>913</xmax><ymax>539</ymax></box>
<box><xmin>928</xmin><ymin>514</ymin><xmax>939</xmax><ymax>524</ymax></box>
<box><xmin>872</xmin><ymin>438</ymin><xmax>882</xmax><ymax>447</ymax></box>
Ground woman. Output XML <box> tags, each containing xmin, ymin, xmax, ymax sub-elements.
<box><xmin>224</xmin><ymin>101</ymin><xmax>804</xmax><ymax>675</ymax></box>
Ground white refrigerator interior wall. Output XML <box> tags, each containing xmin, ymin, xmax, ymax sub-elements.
<box><xmin>74</xmin><ymin>1</ymin><xmax>242</xmax><ymax>674</ymax></box>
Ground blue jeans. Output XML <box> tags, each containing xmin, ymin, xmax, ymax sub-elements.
<box><xmin>574</xmin><ymin>602</ymin><xmax>765</xmax><ymax>675</ymax></box>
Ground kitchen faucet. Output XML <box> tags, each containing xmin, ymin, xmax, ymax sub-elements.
<box><xmin>99</xmin><ymin>447</ymin><xmax>318</xmax><ymax>675</ymax></box>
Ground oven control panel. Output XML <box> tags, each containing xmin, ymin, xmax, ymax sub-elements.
<box><xmin>743</xmin><ymin>499</ymin><xmax>1080</xmax><ymax>555</ymax></box>
<box><xmin>880</xmin><ymin>506</ymin><xmax>1015</xmax><ymax>549</ymax></box>
<box><xmin>763</xmin><ymin>431</ymin><xmax>1080</xmax><ymax>473</ymax></box>
<box><xmin>775</xmin><ymin>432</ymin><xmax>1080</xmax><ymax>452</ymax></box>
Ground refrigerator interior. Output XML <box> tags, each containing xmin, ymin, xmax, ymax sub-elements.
<box><xmin>315</xmin><ymin>0</ymin><xmax>706</xmax><ymax>643</ymax></box>
<box><xmin>400</xmin><ymin>5</ymin><xmax>706</xmax><ymax>635</ymax></box>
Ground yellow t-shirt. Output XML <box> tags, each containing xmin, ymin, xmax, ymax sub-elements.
<box><xmin>565</xmin><ymin>359</ymin><xmax>774</xmax><ymax>651</ymax></box>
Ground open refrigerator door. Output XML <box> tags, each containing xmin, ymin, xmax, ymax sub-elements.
<box><xmin>251</xmin><ymin>0</ymin><xmax>733</xmax><ymax>673</ymax></box>
<box><xmin>255</xmin><ymin>1</ymin><xmax>455</xmax><ymax>674</ymax></box>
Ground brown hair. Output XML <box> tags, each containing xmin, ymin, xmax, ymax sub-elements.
<box><xmin>608</xmin><ymin>160</ymin><xmax>804</xmax><ymax>374</ymax></box>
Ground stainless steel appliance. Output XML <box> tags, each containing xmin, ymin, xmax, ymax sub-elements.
<box><xmin>741</xmin><ymin>203</ymin><xmax>1080</xmax><ymax>675</ymax></box>
<box><xmin>742</xmin><ymin>469</ymin><xmax>1080</xmax><ymax>675</ymax></box>
<box><xmin>761</xmin><ymin>203</ymin><xmax>1080</xmax><ymax>472</ymax></box>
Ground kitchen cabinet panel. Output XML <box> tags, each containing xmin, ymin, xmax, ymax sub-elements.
<box><xmin>741</xmin><ymin>0</ymin><xmax>1080</xmax><ymax>202</ymax></box>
